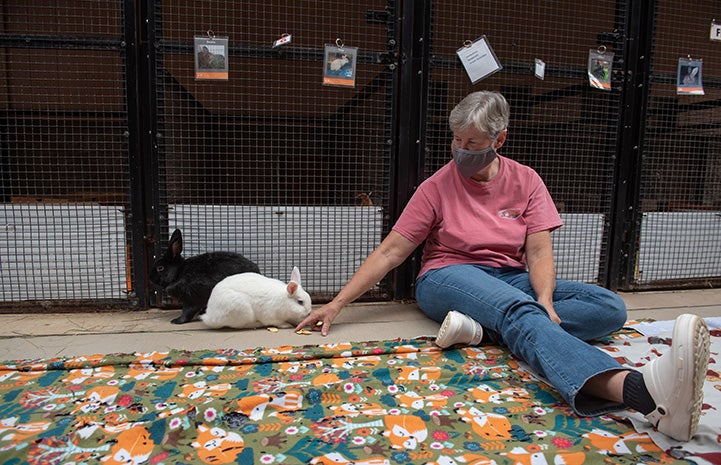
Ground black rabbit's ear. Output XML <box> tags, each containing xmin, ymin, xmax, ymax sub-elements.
<box><xmin>169</xmin><ymin>229</ymin><xmax>183</xmax><ymax>258</ymax></box>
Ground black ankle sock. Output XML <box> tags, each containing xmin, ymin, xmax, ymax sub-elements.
<box><xmin>622</xmin><ymin>370</ymin><xmax>656</xmax><ymax>414</ymax></box>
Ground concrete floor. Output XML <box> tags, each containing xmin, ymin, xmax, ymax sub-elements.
<box><xmin>1</xmin><ymin>288</ymin><xmax>720</xmax><ymax>361</ymax></box>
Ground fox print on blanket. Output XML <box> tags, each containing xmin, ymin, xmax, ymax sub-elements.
<box><xmin>191</xmin><ymin>424</ymin><xmax>244</xmax><ymax>465</ymax></box>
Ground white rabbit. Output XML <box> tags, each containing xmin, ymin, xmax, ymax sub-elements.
<box><xmin>201</xmin><ymin>267</ymin><xmax>312</xmax><ymax>329</ymax></box>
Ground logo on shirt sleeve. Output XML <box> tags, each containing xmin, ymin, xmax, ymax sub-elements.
<box><xmin>498</xmin><ymin>208</ymin><xmax>522</xmax><ymax>219</ymax></box>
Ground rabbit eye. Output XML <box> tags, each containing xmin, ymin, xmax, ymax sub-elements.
<box><xmin>157</xmin><ymin>265</ymin><xmax>165</xmax><ymax>272</ymax></box>
<box><xmin>297</xmin><ymin>299</ymin><xmax>304</xmax><ymax>305</ymax></box>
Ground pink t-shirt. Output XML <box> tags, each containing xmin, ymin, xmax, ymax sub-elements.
<box><xmin>392</xmin><ymin>156</ymin><xmax>563</xmax><ymax>278</ymax></box>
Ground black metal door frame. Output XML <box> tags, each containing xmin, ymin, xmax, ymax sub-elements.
<box><xmin>607</xmin><ymin>0</ymin><xmax>655</xmax><ymax>290</ymax></box>
<box><xmin>390</xmin><ymin>0</ymin><xmax>433</xmax><ymax>299</ymax></box>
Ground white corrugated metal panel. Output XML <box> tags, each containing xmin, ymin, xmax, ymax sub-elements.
<box><xmin>1</xmin><ymin>204</ymin><xmax>129</xmax><ymax>301</ymax></box>
<box><xmin>552</xmin><ymin>213</ymin><xmax>604</xmax><ymax>283</ymax></box>
<box><xmin>171</xmin><ymin>206</ymin><xmax>606</xmax><ymax>290</ymax></box>
<box><xmin>637</xmin><ymin>211</ymin><xmax>721</xmax><ymax>282</ymax></box>
<box><xmin>17</xmin><ymin>205</ymin><xmax>712</xmax><ymax>303</ymax></box>
<box><xmin>169</xmin><ymin>205</ymin><xmax>384</xmax><ymax>294</ymax></box>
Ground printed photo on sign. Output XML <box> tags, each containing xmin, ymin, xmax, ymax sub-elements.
<box><xmin>323</xmin><ymin>44</ymin><xmax>358</xmax><ymax>88</ymax></box>
<box><xmin>588</xmin><ymin>49</ymin><xmax>613</xmax><ymax>91</ymax></box>
<box><xmin>194</xmin><ymin>36</ymin><xmax>229</xmax><ymax>80</ymax></box>
<box><xmin>677</xmin><ymin>59</ymin><xmax>704</xmax><ymax>95</ymax></box>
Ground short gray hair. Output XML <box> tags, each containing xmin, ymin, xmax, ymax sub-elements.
<box><xmin>449</xmin><ymin>91</ymin><xmax>509</xmax><ymax>140</ymax></box>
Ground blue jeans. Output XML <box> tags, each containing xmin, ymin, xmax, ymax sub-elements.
<box><xmin>415</xmin><ymin>264</ymin><xmax>628</xmax><ymax>416</ymax></box>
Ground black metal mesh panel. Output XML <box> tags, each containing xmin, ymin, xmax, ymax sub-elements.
<box><xmin>635</xmin><ymin>1</ymin><xmax>721</xmax><ymax>286</ymax></box>
<box><xmin>151</xmin><ymin>1</ymin><xmax>396</xmax><ymax>301</ymax></box>
<box><xmin>0</xmin><ymin>1</ymin><xmax>133</xmax><ymax>305</ymax></box>
<box><xmin>2</xmin><ymin>1</ymin><xmax>719</xmax><ymax>313</ymax></box>
<box><xmin>425</xmin><ymin>1</ymin><xmax>626</xmax><ymax>283</ymax></box>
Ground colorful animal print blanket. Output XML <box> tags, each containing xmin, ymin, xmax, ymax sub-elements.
<box><xmin>0</xmin><ymin>322</ymin><xmax>718</xmax><ymax>465</ymax></box>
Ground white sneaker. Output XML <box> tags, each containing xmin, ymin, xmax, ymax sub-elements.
<box><xmin>642</xmin><ymin>313</ymin><xmax>710</xmax><ymax>442</ymax></box>
<box><xmin>435</xmin><ymin>311</ymin><xmax>484</xmax><ymax>349</ymax></box>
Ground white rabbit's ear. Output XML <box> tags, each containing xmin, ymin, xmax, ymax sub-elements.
<box><xmin>290</xmin><ymin>266</ymin><xmax>301</xmax><ymax>285</ymax></box>
<box><xmin>287</xmin><ymin>281</ymin><xmax>299</xmax><ymax>296</ymax></box>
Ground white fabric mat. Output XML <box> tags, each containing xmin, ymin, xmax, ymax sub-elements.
<box><xmin>613</xmin><ymin>318</ymin><xmax>721</xmax><ymax>465</ymax></box>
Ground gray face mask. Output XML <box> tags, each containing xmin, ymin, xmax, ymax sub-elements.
<box><xmin>452</xmin><ymin>145</ymin><xmax>497</xmax><ymax>178</ymax></box>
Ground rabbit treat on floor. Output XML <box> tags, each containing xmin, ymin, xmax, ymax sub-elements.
<box><xmin>201</xmin><ymin>266</ymin><xmax>312</xmax><ymax>330</ymax></box>
<box><xmin>149</xmin><ymin>229</ymin><xmax>261</xmax><ymax>324</ymax></box>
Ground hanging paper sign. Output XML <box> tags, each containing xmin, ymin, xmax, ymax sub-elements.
<box><xmin>273</xmin><ymin>33</ymin><xmax>292</xmax><ymax>48</ymax></box>
<box><xmin>323</xmin><ymin>41</ymin><xmax>358</xmax><ymax>88</ymax></box>
<box><xmin>710</xmin><ymin>21</ymin><xmax>721</xmax><ymax>41</ymax></box>
<box><xmin>534</xmin><ymin>59</ymin><xmax>546</xmax><ymax>80</ymax></box>
<box><xmin>677</xmin><ymin>58</ymin><xmax>704</xmax><ymax>95</ymax></box>
<box><xmin>194</xmin><ymin>34</ymin><xmax>229</xmax><ymax>80</ymax></box>
<box><xmin>588</xmin><ymin>47</ymin><xmax>613</xmax><ymax>91</ymax></box>
<box><xmin>456</xmin><ymin>36</ymin><xmax>502</xmax><ymax>84</ymax></box>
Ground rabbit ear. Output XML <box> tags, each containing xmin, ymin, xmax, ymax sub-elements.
<box><xmin>287</xmin><ymin>281</ymin><xmax>299</xmax><ymax>295</ymax></box>
<box><xmin>287</xmin><ymin>267</ymin><xmax>301</xmax><ymax>295</ymax></box>
<box><xmin>290</xmin><ymin>266</ymin><xmax>301</xmax><ymax>285</ymax></box>
<box><xmin>169</xmin><ymin>229</ymin><xmax>183</xmax><ymax>258</ymax></box>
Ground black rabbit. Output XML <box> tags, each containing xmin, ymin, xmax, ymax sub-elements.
<box><xmin>149</xmin><ymin>229</ymin><xmax>261</xmax><ymax>324</ymax></box>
